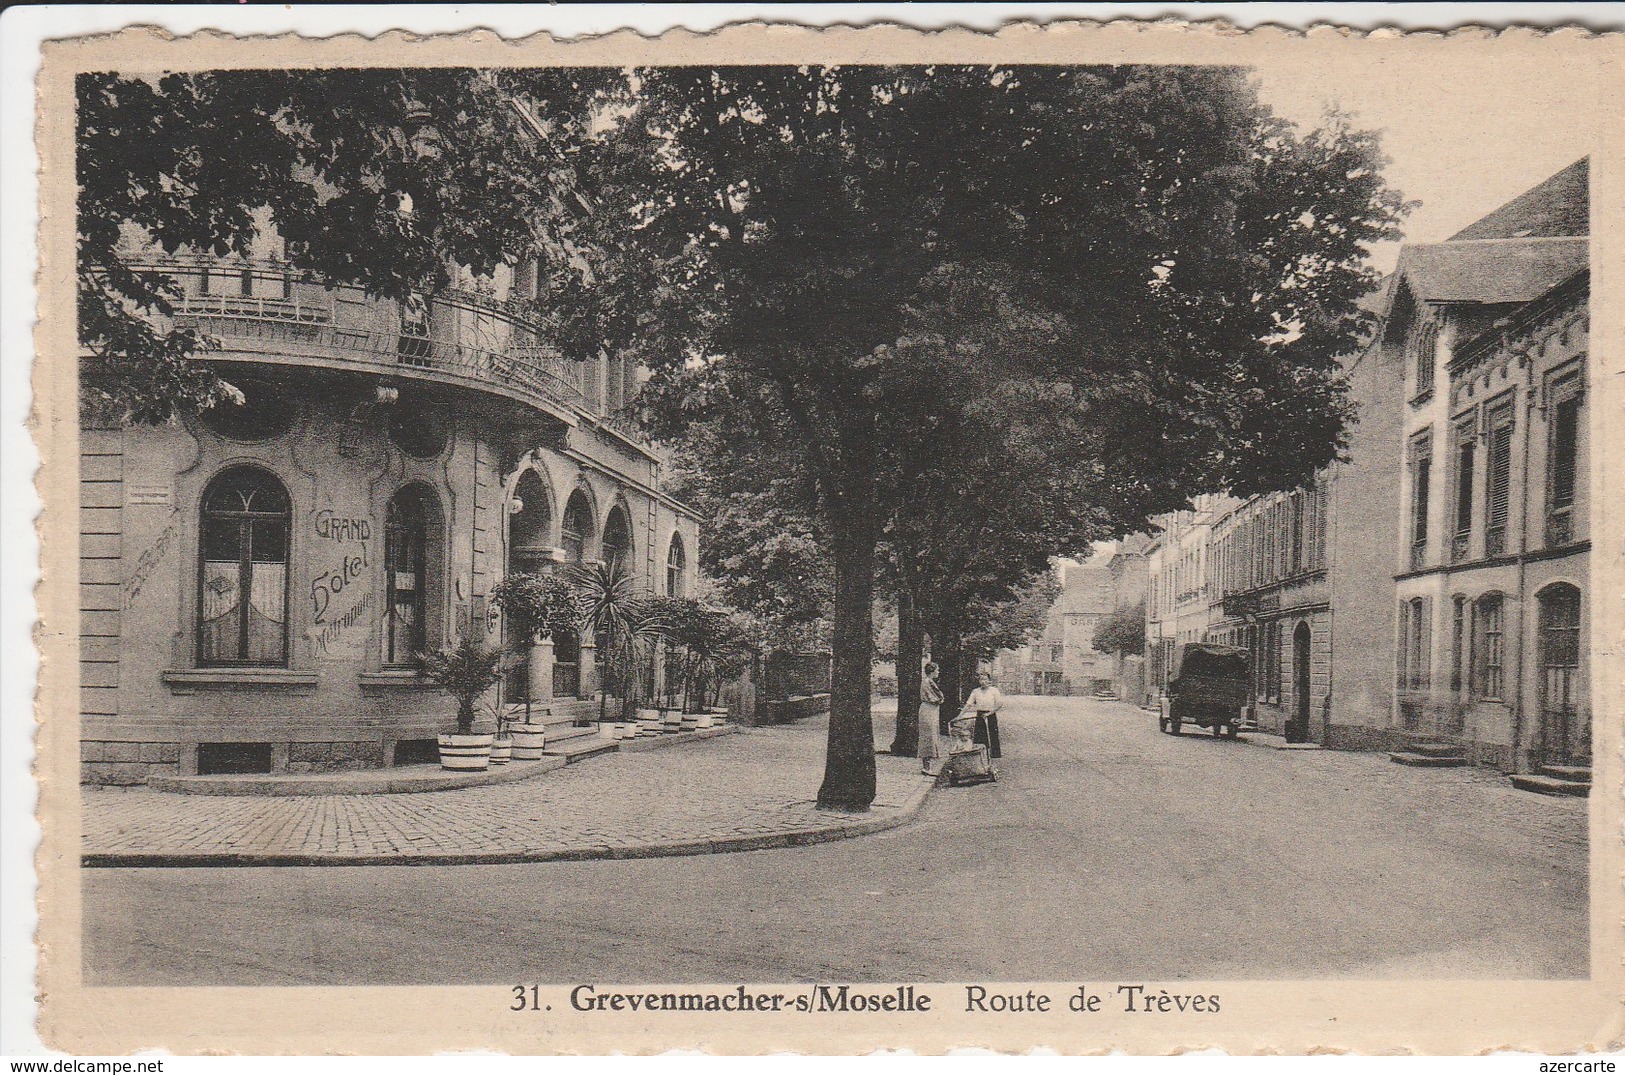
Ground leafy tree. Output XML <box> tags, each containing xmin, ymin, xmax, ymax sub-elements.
<box><xmin>664</xmin><ymin>423</ymin><xmax>833</xmax><ymax>649</ymax></box>
<box><xmin>963</xmin><ymin>571</ymin><xmax>1063</xmax><ymax>666</ymax></box>
<box><xmin>76</xmin><ymin>68</ymin><xmax>609</xmax><ymax>423</ymax></box>
<box><xmin>1092</xmin><ymin>601</ymin><xmax>1147</xmax><ymax>657</ymax></box>
<box><xmin>567</xmin><ymin>66</ymin><xmax>1407</xmax><ymax>808</ymax></box>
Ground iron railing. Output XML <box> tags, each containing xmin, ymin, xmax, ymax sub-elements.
<box><xmin>138</xmin><ymin>258</ymin><xmax>591</xmax><ymax>415</ymax></box>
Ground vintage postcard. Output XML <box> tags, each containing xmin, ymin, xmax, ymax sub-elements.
<box><xmin>25</xmin><ymin>12</ymin><xmax>1625</xmax><ymax>1056</ymax></box>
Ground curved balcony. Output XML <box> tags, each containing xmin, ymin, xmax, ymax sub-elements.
<box><xmin>139</xmin><ymin>257</ymin><xmax>591</xmax><ymax>424</ymax></box>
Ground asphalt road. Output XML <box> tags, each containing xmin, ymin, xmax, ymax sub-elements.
<box><xmin>83</xmin><ymin>695</ymin><xmax>1588</xmax><ymax>985</ymax></box>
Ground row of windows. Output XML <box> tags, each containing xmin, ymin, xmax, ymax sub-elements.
<box><xmin>1397</xmin><ymin>584</ymin><xmax>1582</xmax><ymax>702</ymax></box>
<box><xmin>1212</xmin><ymin>484</ymin><xmax>1327</xmax><ymax>599</ymax></box>
<box><xmin>1410</xmin><ymin>372</ymin><xmax>1584</xmax><ymax>567</ymax></box>
<box><xmin>196</xmin><ymin>465</ymin><xmax>689</xmax><ymax>669</ymax></box>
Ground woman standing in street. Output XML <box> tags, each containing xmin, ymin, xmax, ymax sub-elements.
<box><xmin>918</xmin><ymin>661</ymin><xmax>944</xmax><ymax>775</ymax></box>
<box><xmin>963</xmin><ymin>670</ymin><xmax>1004</xmax><ymax>759</ymax></box>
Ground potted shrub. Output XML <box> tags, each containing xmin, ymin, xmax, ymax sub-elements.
<box><xmin>491</xmin><ymin>571</ymin><xmax>580</xmax><ymax>759</ymax></box>
<box><xmin>420</xmin><ymin>638</ymin><xmax>509</xmax><ymax>772</ymax></box>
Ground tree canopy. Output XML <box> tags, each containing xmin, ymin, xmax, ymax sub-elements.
<box><xmin>560</xmin><ymin>64</ymin><xmax>1407</xmax><ymax>807</ymax></box>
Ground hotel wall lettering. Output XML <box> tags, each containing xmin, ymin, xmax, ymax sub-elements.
<box><xmin>307</xmin><ymin>507</ymin><xmax>375</xmax><ymax>660</ymax></box>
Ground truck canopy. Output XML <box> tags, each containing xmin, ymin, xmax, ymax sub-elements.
<box><xmin>1177</xmin><ymin>643</ymin><xmax>1248</xmax><ymax>681</ymax></box>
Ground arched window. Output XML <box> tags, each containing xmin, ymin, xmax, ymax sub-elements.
<box><xmin>602</xmin><ymin>505</ymin><xmax>632</xmax><ymax>575</ymax></box>
<box><xmin>385</xmin><ymin>484</ymin><xmax>443</xmax><ymax>665</ymax></box>
<box><xmin>561</xmin><ymin>490</ymin><xmax>593</xmax><ymax>565</ymax></box>
<box><xmin>198</xmin><ymin>466</ymin><xmax>291</xmax><ymax>666</ymax></box>
<box><xmin>666</xmin><ymin>533</ymin><xmax>687</xmax><ymax>597</ymax></box>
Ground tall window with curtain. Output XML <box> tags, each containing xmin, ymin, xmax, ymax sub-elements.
<box><xmin>1453</xmin><ymin>420</ymin><xmax>1475</xmax><ymax>561</ymax></box>
<box><xmin>198</xmin><ymin>466</ymin><xmax>290</xmax><ymax>666</ymax></box>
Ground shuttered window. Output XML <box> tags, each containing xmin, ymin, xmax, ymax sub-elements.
<box><xmin>1546</xmin><ymin>393</ymin><xmax>1580</xmax><ymax>547</ymax></box>
<box><xmin>1410</xmin><ymin>436</ymin><xmax>1432</xmax><ymax>568</ymax></box>
<box><xmin>1454</xmin><ymin>440</ymin><xmax>1475</xmax><ymax>536</ymax></box>
<box><xmin>1550</xmin><ymin>397</ymin><xmax>1579</xmax><ymax>507</ymax></box>
<box><xmin>1484</xmin><ymin>403</ymin><xmax>1514</xmax><ymax>556</ymax></box>
<box><xmin>1474</xmin><ymin>594</ymin><xmax>1505</xmax><ymax>700</ymax></box>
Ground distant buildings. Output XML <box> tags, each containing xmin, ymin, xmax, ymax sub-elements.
<box><xmin>998</xmin><ymin>555</ymin><xmax>1118</xmax><ymax>696</ymax></box>
<box><xmin>1145</xmin><ymin>495</ymin><xmax>1236</xmax><ymax>701</ymax></box>
<box><xmin>1137</xmin><ymin>159</ymin><xmax>1590</xmax><ymax>792</ymax></box>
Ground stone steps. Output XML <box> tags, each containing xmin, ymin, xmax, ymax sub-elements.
<box><xmin>1509</xmin><ymin>772</ymin><xmax>1590</xmax><ymax>797</ymax></box>
<box><xmin>1541</xmin><ymin>764</ymin><xmax>1592</xmax><ymax>782</ymax></box>
<box><xmin>1405</xmin><ymin>739</ymin><xmax>1469</xmax><ymax>759</ymax></box>
<box><xmin>542</xmin><ymin>737</ymin><xmax>620</xmax><ymax>764</ymax></box>
<box><xmin>1388</xmin><ymin>751</ymin><xmax>1469</xmax><ymax>768</ymax></box>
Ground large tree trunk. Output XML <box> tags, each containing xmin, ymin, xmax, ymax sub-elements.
<box><xmin>888</xmin><ymin>585</ymin><xmax>922</xmax><ymax>756</ymax></box>
<box><xmin>817</xmin><ymin>521</ymin><xmax>879</xmax><ymax>811</ymax></box>
<box><xmin>934</xmin><ymin>607</ymin><xmax>964</xmax><ymax>737</ymax></box>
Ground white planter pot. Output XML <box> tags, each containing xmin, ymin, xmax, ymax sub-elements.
<box><xmin>438</xmin><ymin>732</ymin><xmax>494</xmax><ymax>771</ymax></box>
<box><xmin>509</xmin><ymin>724</ymin><xmax>547</xmax><ymax>760</ymax></box>
<box><xmin>695</xmin><ymin>714</ymin><xmax>714</xmax><ymax>730</ymax></box>
<box><xmin>489</xmin><ymin>738</ymin><xmax>513</xmax><ymax>766</ymax></box>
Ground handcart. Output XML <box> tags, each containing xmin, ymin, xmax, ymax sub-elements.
<box><xmin>941</xmin><ymin>712</ymin><xmax>997</xmax><ymax>786</ymax></box>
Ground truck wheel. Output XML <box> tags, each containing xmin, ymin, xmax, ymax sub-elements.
<box><xmin>1168</xmin><ymin>719</ymin><xmax>1181</xmax><ymax>736</ymax></box>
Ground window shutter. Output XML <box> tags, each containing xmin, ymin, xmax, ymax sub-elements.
<box><xmin>1486</xmin><ymin>406</ymin><xmax>1514</xmax><ymax>540</ymax></box>
<box><xmin>1455</xmin><ymin>441</ymin><xmax>1475</xmax><ymax>534</ymax></box>
<box><xmin>1550</xmin><ymin>396</ymin><xmax>1579</xmax><ymax>509</ymax></box>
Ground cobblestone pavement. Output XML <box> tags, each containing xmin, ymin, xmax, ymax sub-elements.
<box><xmin>81</xmin><ymin>717</ymin><xmax>933</xmax><ymax>865</ymax></box>
<box><xmin>85</xmin><ymin>696</ymin><xmax>1588</xmax><ymax>986</ymax></box>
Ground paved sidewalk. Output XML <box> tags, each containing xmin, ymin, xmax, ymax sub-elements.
<box><xmin>82</xmin><ymin>716</ymin><xmax>934</xmax><ymax>867</ymax></box>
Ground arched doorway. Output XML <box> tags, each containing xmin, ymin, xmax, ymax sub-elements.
<box><xmin>554</xmin><ymin>489</ymin><xmax>595</xmax><ymax>698</ymax></box>
<box><xmin>1288</xmin><ymin>621</ymin><xmax>1312</xmax><ymax>743</ymax></box>
<box><xmin>505</xmin><ymin>470</ymin><xmax>554</xmax><ymax>700</ymax></box>
<box><xmin>508</xmin><ymin>470</ymin><xmax>553</xmax><ymax>575</ymax></box>
<box><xmin>1537</xmin><ymin>583</ymin><xmax>1585</xmax><ymax>767</ymax></box>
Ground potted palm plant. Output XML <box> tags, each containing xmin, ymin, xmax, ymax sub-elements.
<box><xmin>420</xmin><ymin>637</ymin><xmax>509</xmax><ymax>771</ymax></box>
<box><xmin>567</xmin><ymin>561</ymin><xmax>672</xmax><ymax>735</ymax></box>
<box><xmin>491</xmin><ymin>571</ymin><xmax>580</xmax><ymax>759</ymax></box>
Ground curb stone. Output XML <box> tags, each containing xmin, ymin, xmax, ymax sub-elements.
<box><xmin>81</xmin><ymin>771</ymin><xmax>939</xmax><ymax>869</ymax></box>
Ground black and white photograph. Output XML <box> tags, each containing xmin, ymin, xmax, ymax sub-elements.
<box><xmin>15</xmin><ymin>10</ymin><xmax>1623</xmax><ymax>1057</ymax></box>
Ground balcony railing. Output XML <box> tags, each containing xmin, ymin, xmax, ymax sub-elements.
<box><xmin>139</xmin><ymin>258</ymin><xmax>591</xmax><ymax>417</ymax></box>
